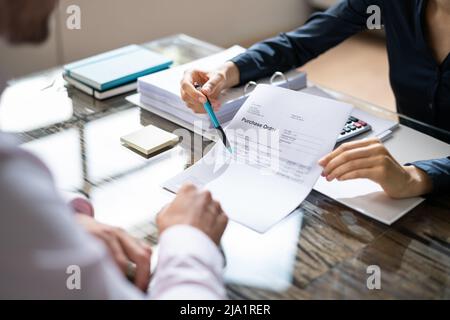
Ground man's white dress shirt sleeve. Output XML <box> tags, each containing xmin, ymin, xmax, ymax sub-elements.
<box><xmin>0</xmin><ymin>136</ymin><xmax>225</xmax><ymax>299</ymax></box>
<box><xmin>151</xmin><ymin>225</ymin><xmax>226</xmax><ymax>299</ymax></box>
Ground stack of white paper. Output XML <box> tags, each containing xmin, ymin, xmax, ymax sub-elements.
<box><xmin>137</xmin><ymin>46</ymin><xmax>307</xmax><ymax>129</ymax></box>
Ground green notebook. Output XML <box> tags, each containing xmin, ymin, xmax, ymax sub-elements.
<box><xmin>64</xmin><ymin>45</ymin><xmax>172</xmax><ymax>91</ymax></box>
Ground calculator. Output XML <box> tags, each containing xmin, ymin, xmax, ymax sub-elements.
<box><xmin>337</xmin><ymin>116</ymin><xmax>372</xmax><ymax>143</ymax></box>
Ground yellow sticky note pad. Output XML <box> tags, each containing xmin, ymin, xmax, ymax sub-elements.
<box><xmin>120</xmin><ymin>125</ymin><xmax>179</xmax><ymax>155</ymax></box>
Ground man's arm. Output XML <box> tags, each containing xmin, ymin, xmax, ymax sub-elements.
<box><xmin>0</xmin><ymin>144</ymin><xmax>227</xmax><ymax>299</ymax></box>
<box><xmin>231</xmin><ymin>0</ymin><xmax>381</xmax><ymax>84</ymax></box>
<box><xmin>150</xmin><ymin>226</ymin><xmax>226</xmax><ymax>300</ymax></box>
<box><xmin>150</xmin><ymin>184</ymin><xmax>228</xmax><ymax>299</ymax></box>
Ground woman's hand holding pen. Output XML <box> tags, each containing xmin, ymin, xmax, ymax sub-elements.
<box><xmin>318</xmin><ymin>138</ymin><xmax>433</xmax><ymax>198</ymax></box>
<box><xmin>180</xmin><ymin>61</ymin><xmax>240</xmax><ymax>113</ymax></box>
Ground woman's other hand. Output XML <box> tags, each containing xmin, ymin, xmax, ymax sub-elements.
<box><xmin>319</xmin><ymin>138</ymin><xmax>433</xmax><ymax>198</ymax></box>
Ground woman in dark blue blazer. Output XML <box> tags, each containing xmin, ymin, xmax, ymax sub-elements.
<box><xmin>181</xmin><ymin>0</ymin><xmax>450</xmax><ymax>198</ymax></box>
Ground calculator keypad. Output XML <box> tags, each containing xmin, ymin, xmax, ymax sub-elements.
<box><xmin>337</xmin><ymin>116</ymin><xmax>372</xmax><ymax>143</ymax></box>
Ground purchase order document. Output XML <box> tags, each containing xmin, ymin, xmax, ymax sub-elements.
<box><xmin>163</xmin><ymin>84</ymin><xmax>352</xmax><ymax>232</ymax></box>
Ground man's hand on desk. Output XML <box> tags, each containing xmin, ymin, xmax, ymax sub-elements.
<box><xmin>75</xmin><ymin>214</ymin><xmax>152</xmax><ymax>292</ymax></box>
<box><xmin>319</xmin><ymin>138</ymin><xmax>433</xmax><ymax>199</ymax></box>
<box><xmin>157</xmin><ymin>184</ymin><xmax>228</xmax><ymax>246</ymax></box>
<box><xmin>180</xmin><ymin>61</ymin><xmax>239</xmax><ymax>113</ymax></box>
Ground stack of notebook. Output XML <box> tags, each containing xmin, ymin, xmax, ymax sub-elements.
<box><xmin>63</xmin><ymin>45</ymin><xmax>173</xmax><ymax>100</ymax></box>
<box><xmin>137</xmin><ymin>46</ymin><xmax>307</xmax><ymax>130</ymax></box>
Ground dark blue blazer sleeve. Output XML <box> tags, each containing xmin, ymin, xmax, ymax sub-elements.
<box><xmin>231</xmin><ymin>0</ymin><xmax>382</xmax><ymax>85</ymax></box>
<box><xmin>411</xmin><ymin>157</ymin><xmax>450</xmax><ymax>194</ymax></box>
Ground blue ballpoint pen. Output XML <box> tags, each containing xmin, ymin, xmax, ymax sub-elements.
<box><xmin>195</xmin><ymin>84</ymin><xmax>232</xmax><ymax>152</ymax></box>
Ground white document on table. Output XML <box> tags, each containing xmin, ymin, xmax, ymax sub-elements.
<box><xmin>163</xmin><ymin>84</ymin><xmax>352</xmax><ymax>233</ymax></box>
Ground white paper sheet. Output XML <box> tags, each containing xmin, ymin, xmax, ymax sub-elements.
<box><xmin>163</xmin><ymin>84</ymin><xmax>352</xmax><ymax>232</ymax></box>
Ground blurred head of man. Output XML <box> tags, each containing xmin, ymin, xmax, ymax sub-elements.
<box><xmin>0</xmin><ymin>0</ymin><xmax>58</xmax><ymax>44</ymax></box>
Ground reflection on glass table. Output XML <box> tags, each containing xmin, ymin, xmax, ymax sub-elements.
<box><xmin>142</xmin><ymin>34</ymin><xmax>222</xmax><ymax>67</ymax></box>
<box><xmin>222</xmin><ymin>210</ymin><xmax>303</xmax><ymax>291</ymax></box>
<box><xmin>84</xmin><ymin>108</ymin><xmax>147</xmax><ymax>184</ymax></box>
<box><xmin>0</xmin><ymin>69</ymin><xmax>73</xmax><ymax>132</ymax></box>
<box><xmin>0</xmin><ymin>34</ymin><xmax>223</xmax><ymax>135</ymax></box>
<box><xmin>89</xmin><ymin>146</ymin><xmax>188</xmax><ymax>229</ymax></box>
<box><xmin>21</xmin><ymin>128</ymin><xmax>84</xmax><ymax>192</ymax></box>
